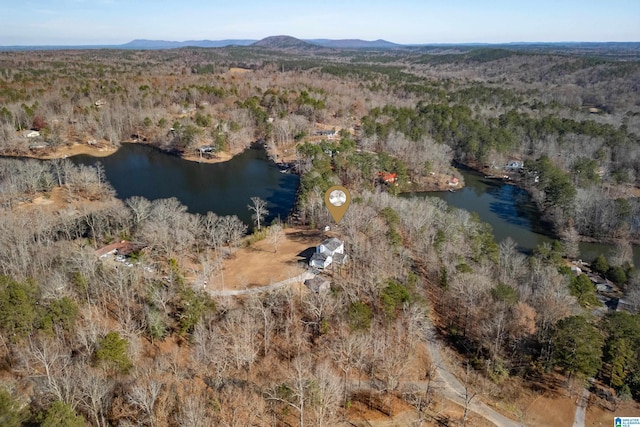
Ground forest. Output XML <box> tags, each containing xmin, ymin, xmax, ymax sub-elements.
<box><xmin>1</xmin><ymin>40</ymin><xmax>640</xmax><ymax>426</ymax></box>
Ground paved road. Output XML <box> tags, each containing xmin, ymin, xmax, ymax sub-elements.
<box><xmin>349</xmin><ymin>321</ymin><xmax>526</xmax><ymax>426</ymax></box>
<box><xmin>572</xmin><ymin>388</ymin><xmax>589</xmax><ymax>427</ymax></box>
<box><xmin>422</xmin><ymin>323</ymin><xmax>526</xmax><ymax>427</ymax></box>
<box><xmin>205</xmin><ymin>266</ymin><xmax>526</xmax><ymax>426</ymax></box>
<box><xmin>207</xmin><ymin>271</ymin><xmax>314</xmax><ymax>296</ymax></box>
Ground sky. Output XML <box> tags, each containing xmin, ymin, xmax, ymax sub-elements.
<box><xmin>1</xmin><ymin>0</ymin><xmax>639</xmax><ymax>46</ymax></box>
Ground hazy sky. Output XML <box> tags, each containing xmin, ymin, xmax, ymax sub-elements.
<box><xmin>2</xmin><ymin>0</ymin><xmax>639</xmax><ymax>45</ymax></box>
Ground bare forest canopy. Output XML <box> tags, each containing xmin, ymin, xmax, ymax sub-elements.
<box><xmin>1</xmin><ymin>42</ymin><xmax>640</xmax><ymax>425</ymax></box>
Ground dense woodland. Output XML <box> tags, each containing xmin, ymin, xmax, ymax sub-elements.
<box><xmin>1</xmin><ymin>41</ymin><xmax>640</xmax><ymax>425</ymax></box>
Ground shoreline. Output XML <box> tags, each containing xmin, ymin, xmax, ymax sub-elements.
<box><xmin>453</xmin><ymin>161</ymin><xmax>640</xmax><ymax>247</ymax></box>
<box><xmin>5</xmin><ymin>141</ymin><xmax>638</xmax><ymax>249</ymax></box>
<box><xmin>0</xmin><ymin>140</ymin><xmax>245</xmax><ymax>165</ymax></box>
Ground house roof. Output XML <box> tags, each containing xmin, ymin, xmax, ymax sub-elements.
<box><xmin>378</xmin><ymin>171</ymin><xmax>398</xmax><ymax>182</ymax></box>
<box><xmin>304</xmin><ymin>276</ymin><xmax>330</xmax><ymax>292</ymax></box>
<box><xmin>320</xmin><ymin>237</ymin><xmax>343</xmax><ymax>252</ymax></box>
<box><xmin>310</xmin><ymin>252</ymin><xmax>330</xmax><ymax>263</ymax></box>
<box><xmin>333</xmin><ymin>252</ymin><xmax>347</xmax><ymax>264</ymax></box>
<box><xmin>95</xmin><ymin>240</ymin><xmax>142</xmax><ymax>257</ymax></box>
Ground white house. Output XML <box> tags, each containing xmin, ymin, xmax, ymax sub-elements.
<box><xmin>309</xmin><ymin>238</ymin><xmax>346</xmax><ymax>269</ymax></box>
<box><xmin>24</xmin><ymin>130</ymin><xmax>40</xmax><ymax>138</ymax></box>
<box><xmin>309</xmin><ymin>252</ymin><xmax>332</xmax><ymax>269</ymax></box>
<box><xmin>506</xmin><ymin>161</ymin><xmax>524</xmax><ymax>170</ymax></box>
<box><xmin>318</xmin><ymin>238</ymin><xmax>344</xmax><ymax>257</ymax></box>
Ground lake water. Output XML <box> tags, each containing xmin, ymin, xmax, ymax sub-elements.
<box><xmin>407</xmin><ymin>166</ymin><xmax>639</xmax><ymax>266</ymax></box>
<box><xmin>71</xmin><ymin>144</ymin><xmax>299</xmax><ymax>227</ymax></box>
<box><xmin>70</xmin><ymin>145</ymin><xmax>636</xmax><ymax>266</ymax></box>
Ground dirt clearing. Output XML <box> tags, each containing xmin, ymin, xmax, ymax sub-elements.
<box><xmin>207</xmin><ymin>227</ymin><xmax>327</xmax><ymax>291</ymax></box>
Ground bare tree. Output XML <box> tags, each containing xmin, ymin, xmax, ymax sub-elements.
<box><xmin>310</xmin><ymin>361</ymin><xmax>344</xmax><ymax>427</ymax></box>
<box><xmin>127</xmin><ymin>370</ymin><xmax>163</xmax><ymax>426</ymax></box>
<box><xmin>77</xmin><ymin>371</ymin><xmax>114</xmax><ymax>427</ymax></box>
<box><xmin>462</xmin><ymin>364</ymin><xmax>479</xmax><ymax>427</ymax></box>
<box><xmin>175</xmin><ymin>383</ymin><xmax>213</xmax><ymax>427</ymax></box>
<box><xmin>28</xmin><ymin>335</ymin><xmax>77</xmax><ymax>406</ymax></box>
<box><xmin>266</xmin><ymin>355</ymin><xmax>311</xmax><ymax>427</ymax></box>
<box><xmin>248</xmin><ymin>196</ymin><xmax>269</xmax><ymax>231</ymax></box>
<box><xmin>498</xmin><ymin>237</ymin><xmax>526</xmax><ymax>284</ymax></box>
<box><xmin>330</xmin><ymin>332</ymin><xmax>369</xmax><ymax>404</ymax></box>
<box><xmin>221</xmin><ymin>215</ymin><xmax>248</xmax><ymax>248</ymax></box>
<box><xmin>126</xmin><ymin>196</ymin><xmax>153</xmax><ymax>228</ymax></box>
<box><xmin>223</xmin><ymin>309</ymin><xmax>259</xmax><ymax>375</ymax></box>
<box><xmin>248</xmin><ymin>292</ymin><xmax>276</xmax><ymax>356</ymax></box>
<box><xmin>267</xmin><ymin>221</ymin><xmax>284</xmax><ymax>253</ymax></box>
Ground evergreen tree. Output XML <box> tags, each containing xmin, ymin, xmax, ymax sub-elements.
<box><xmin>41</xmin><ymin>401</ymin><xmax>85</xmax><ymax>427</ymax></box>
<box><xmin>552</xmin><ymin>316</ymin><xmax>604</xmax><ymax>379</ymax></box>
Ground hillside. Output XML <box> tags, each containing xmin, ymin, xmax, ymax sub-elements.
<box><xmin>251</xmin><ymin>35</ymin><xmax>319</xmax><ymax>49</ymax></box>
<box><xmin>307</xmin><ymin>38</ymin><xmax>401</xmax><ymax>48</ymax></box>
<box><xmin>120</xmin><ymin>39</ymin><xmax>256</xmax><ymax>49</ymax></box>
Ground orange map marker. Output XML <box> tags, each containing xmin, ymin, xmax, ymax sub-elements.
<box><xmin>325</xmin><ymin>185</ymin><xmax>351</xmax><ymax>223</ymax></box>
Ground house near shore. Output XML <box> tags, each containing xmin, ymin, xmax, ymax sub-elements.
<box><xmin>29</xmin><ymin>142</ymin><xmax>50</xmax><ymax>150</ymax></box>
<box><xmin>95</xmin><ymin>240</ymin><xmax>143</xmax><ymax>258</ymax></box>
<box><xmin>378</xmin><ymin>171</ymin><xmax>398</xmax><ymax>184</ymax></box>
<box><xmin>197</xmin><ymin>145</ymin><xmax>216</xmax><ymax>154</ymax></box>
<box><xmin>309</xmin><ymin>237</ymin><xmax>347</xmax><ymax>269</ymax></box>
<box><xmin>315</xmin><ymin>129</ymin><xmax>338</xmax><ymax>140</ymax></box>
<box><xmin>506</xmin><ymin>160</ymin><xmax>524</xmax><ymax>170</ymax></box>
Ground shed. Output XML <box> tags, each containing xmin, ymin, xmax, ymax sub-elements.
<box><xmin>333</xmin><ymin>252</ymin><xmax>348</xmax><ymax>265</ymax></box>
<box><xmin>304</xmin><ymin>276</ymin><xmax>331</xmax><ymax>293</ymax></box>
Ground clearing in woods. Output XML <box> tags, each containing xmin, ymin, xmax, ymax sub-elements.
<box><xmin>207</xmin><ymin>227</ymin><xmax>326</xmax><ymax>291</ymax></box>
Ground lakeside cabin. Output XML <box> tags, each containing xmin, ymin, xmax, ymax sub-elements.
<box><xmin>315</xmin><ymin>130</ymin><xmax>338</xmax><ymax>140</ymax></box>
<box><xmin>378</xmin><ymin>171</ymin><xmax>398</xmax><ymax>184</ymax></box>
<box><xmin>95</xmin><ymin>240</ymin><xmax>141</xmax><ymax>258</ymax></box>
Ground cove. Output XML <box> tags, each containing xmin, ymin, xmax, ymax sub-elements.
<box><xmin>70</xmin><ymin>144</ymin><xmax>299</xmax><ymax>227</ymax></box>
<box><xmin>406</xmin><ymin>166</ymin><xmax>640</xmax><ymax>267</ymax></box>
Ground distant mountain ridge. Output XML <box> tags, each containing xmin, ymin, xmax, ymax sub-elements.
<box><xmin>2</xmin><ymin>36</ymin><xmax>638</xmax><ymax>52</ymax></box>
<box><xmin>307</xmin><ymin>38</ymin><xmax>401</xmax><ymax>48</ymax></box>
<box><xmin>121</xmin><ymin>39</ymin><xmax>256</xmax><ymax>49</ymax></box>
<box><xmin>123</xmin><ymin>36</ymin><xmax>401</xmax><ymax>50</ymax></box>
<box><xmin>251</xmin><ymin>35</ymin><xmax>317</xmax><ymax>49</ymax></box>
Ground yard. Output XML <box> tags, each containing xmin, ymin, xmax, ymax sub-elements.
<box><xmin>205</xmin><ymin>227</ymin><xmax>327</xmax><ymax>292</ymax></box>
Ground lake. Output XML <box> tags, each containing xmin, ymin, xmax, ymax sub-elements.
<box><xmin>71</xmin><ymin>144</ymin><xmax>299</xmax><ymax>227</ymax></box>
<box><xmin>407</xmin><ymin>166</ymin><xmax>639</xmax><ymax>266</ymax></box>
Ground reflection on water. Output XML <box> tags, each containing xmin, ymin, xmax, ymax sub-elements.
<box><xmin>71</xmin><ymin>144</ymin><xmax>299</xmax><ymax>228</ymax></box>
<box><xmin>407</xmin><ymin>167</ymin><xmax>639</xmax><ymax>267</ymax></box>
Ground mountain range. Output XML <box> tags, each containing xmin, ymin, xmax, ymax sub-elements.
<box><xmin>1</xmin><ymin>35</ymin><xmax>403</xmax><ymax>51</ymax></box>
<box><xmin>2</xmin><ymin>36</ymin><xmax>638</xmax><ymax>53</ymax></box>
<box><xmin>122</xmin><ymin>36</ymin><xmax>401</xmax><ymax>49</ymax></box>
